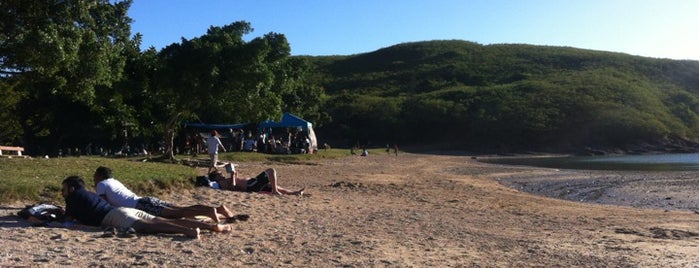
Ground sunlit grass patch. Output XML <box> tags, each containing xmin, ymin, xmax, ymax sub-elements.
<box><xmin>0</xmin><ymin>149</ymin><xmax>354</xmax><ymax>203</ymax></box>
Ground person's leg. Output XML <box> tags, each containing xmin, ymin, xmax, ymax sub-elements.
<box><xmin>170</xmin><ymin>204</ymin><xmax>234</xmax><ymax>219</ymax></box>
<box><xmin>264</xmin><ymin>168</ymin><xmax>304</xmax><ymax>195</ymax></box>
<box><xmin>138</xmin><ymin>197</ymin><xmax>226</xmax><ymax>222</ymax></box>
<box><xmin>276</xmin><ymin>186</ymin><xmax>305</xmax><ymax>195</ymax></box>
<box><xmin>150</xmin><ymin>217</ymin><xmax>231</xmax><ymax>233</ymax></box>
<box><xmin>264</xmin><ymin>168</ymin><xmax>282</xmax><ymax>195</ymax></box>
<box><xmin>216</xmin><ymin>204</ymin><xmax>235</xmax><ymax>218</ymax></box>
<box><xmin>159</xmin><ymin>205</ymin><xmax>221</xmax><ymax>223</ymax></box>
<box><xmin>208</xmin><ymin>153</ymin><xmax>215</xmax><ymax>173</ymax></box>
<box><xmin>112</xmin><ymin>207</ymin><xmax>200</xmax><ymax>239</ymax></box>
<box><xmin>131</xmin><ymin>220</ymin><xmax>200</xmax><ymax>239</ymax></box>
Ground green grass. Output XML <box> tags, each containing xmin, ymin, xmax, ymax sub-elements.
<box><xmin>0</xmin><ymin>157</ymin><xmax>195</xmax><ymax>203</ymax></box>
<box><xmin>0</xmin><ymin>148</ymin><xmax>356</xmax><ymax>204</ymax></box>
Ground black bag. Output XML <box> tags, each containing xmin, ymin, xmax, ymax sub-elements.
<box><xmin>17</xmin><ymin>204</ymin><xmax>64</xmax><ymax>226</ymax></box>
<box><xmin>195</xmin><ymin>176</ymin><xmax>211</xmax><ymax>187</ymax></box>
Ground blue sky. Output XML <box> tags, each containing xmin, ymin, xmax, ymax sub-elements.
<box><xmin>128</xmin><ymin>0</ymin><xmax>699</xmax><ymax>60</ymax></box>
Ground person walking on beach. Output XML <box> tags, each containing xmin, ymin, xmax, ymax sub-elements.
<box><xmin>94</xmin><ymin>166</ymin><xmax>235</xmax><ymax>223</ymax></box>
<box><xmin>62</xmin><ymin>176</ymin><xmax>231</xmax><ymax>239</ymax></box>
<box><xmin>207</xmin><ymin>130</ymin><xmax>226</xmax><ymax>172</ymax></box>
<box><xmin>208</xmin><ymin>163</ymin><xmax>305</xmax><ymax>195</ymax></box>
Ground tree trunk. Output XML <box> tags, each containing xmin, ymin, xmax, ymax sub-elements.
<box><xmin>163</xmin><ymin>112</ymin><xmax>182</xmax><ymax>161</ymax></box>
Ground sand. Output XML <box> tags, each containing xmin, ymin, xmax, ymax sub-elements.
<box><xmin>1</xmin><ymin>152</ymin><xmax>699</xmax><ymax>267</ymax></box>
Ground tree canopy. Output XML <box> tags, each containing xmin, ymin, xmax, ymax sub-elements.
<box><xmin>0</xmin><ymin>0</ymin><xmax>133</xmax><ymax>151</ymax></box>
<box><xmin>0</xmin><ymin>1</ymin><xmax>324</xmax><ymax>157</ymax></box>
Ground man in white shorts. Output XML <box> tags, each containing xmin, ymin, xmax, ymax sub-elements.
<box><xmin>62</xmin><ymin>176</ymin><xmax>231</xmax><ymax>239</ymax></box>
<box><xmin>93</xmin><ymin>166</ymin><xmax>235</xmax><ymax>223</ymax></box>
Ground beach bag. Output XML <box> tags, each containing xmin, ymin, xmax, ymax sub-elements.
<box><xmin>17</xmin><ymin>204</ymin><xmax>64</xmax><ymax>226</ymax></box>
<box><xmin>195</xmin><ymin>176</ymin><xmax>211</xmax><ymax>187</ymax></box>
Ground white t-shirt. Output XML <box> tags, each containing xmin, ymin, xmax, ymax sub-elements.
<box><xmin>95</xmin><ymin>178</ymin><xmax>140</xmax><ymax>208</ymax></box>
<box><xmin>207</xmin><ymin>135</ymin><xmax>223</xmax><ymax>154</ymax></box>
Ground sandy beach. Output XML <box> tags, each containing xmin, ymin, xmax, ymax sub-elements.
<box><xmin>1</xmin><ymin>152</ymin><xmax>699</xmax><ymax>267</ymax></box>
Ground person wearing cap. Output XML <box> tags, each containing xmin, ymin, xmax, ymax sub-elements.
<box><xmin>207</xmin><ymin>130</ymin><xmax>226</xmax><ymax>172</ymax></box>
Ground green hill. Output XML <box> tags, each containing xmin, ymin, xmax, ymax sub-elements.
<box><xmin>305</xmin><ymin>40</ymin><xmax>699</xmax><ymax>153</ymax></box>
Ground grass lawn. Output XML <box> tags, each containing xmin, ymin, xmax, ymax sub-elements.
<box><xmin>0</xmin><ymin>148</ymin><xmax>359</xmax><ymax>204</ymax></box>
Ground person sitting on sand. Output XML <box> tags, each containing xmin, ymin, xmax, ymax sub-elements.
<box><xmin>93</xmin><ymin>166</ymin><xmax>234</xmax><ymax>223</ymax></box>
<box><xmin>208</xmin><ymin>163</ymin><xmax>305</xmax><ymax>196</ymax></box>
<box><xmin>61</xmin><ymin>176</ymin><xmax>231</xmax><ymax>239</ymax></box>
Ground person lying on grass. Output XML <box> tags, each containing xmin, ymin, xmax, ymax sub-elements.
<box><xmin>208</xmin><ymin>163</ymin><xmax>305</xmax><ymax>196</ymax></box>
<box><xmin>93</xmin><ymin>166</ymin><xmax>235</xmax><ymax>223</ymax></box>
<box><xmin>61</xmin><ymin>176</ymin><xmax>231</xmax><ymax>239</ymax></box>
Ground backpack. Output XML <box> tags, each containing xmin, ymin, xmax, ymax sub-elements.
<box><xmin>17</xmin><ymin>204</ymin><xmax>64</xmax><ymax>226</ymax></box>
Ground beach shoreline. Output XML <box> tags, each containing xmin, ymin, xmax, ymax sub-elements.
<box><xmin>1</xmin><ymin>153</ymin><xmax>698</xmax><ymax>267</ymax></box>
<box><xmin>490</xmin><ymin>164</ymin><xmax>699</xmax><ymax>213</ymax></box>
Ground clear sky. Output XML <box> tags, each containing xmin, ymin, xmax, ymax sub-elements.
<box><xmin>128</xmin><ymin>0</ymin><xmax>699</xmax><ymax>60</ymax></box>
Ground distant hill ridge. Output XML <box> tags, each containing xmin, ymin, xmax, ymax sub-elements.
<box><xmin>305</xmin><ymin>40</ymin><xmax>699</xmax><ymax>154</ymax></box>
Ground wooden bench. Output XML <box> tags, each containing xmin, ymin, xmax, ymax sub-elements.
<box><xmin>0</xmin><ymin>146</ymin><xmax>26</xmax><ymax>158</ymax></box>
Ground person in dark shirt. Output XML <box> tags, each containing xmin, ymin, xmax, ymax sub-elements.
<box><xmin>61</xmin><ymin>176</ymin><xmax>232</xmax><ymax>239</ymax></box>
<box><xmin>63</xmin><ymin>181</ymin><xmax>113</xmax><ymax>226</ymax></box>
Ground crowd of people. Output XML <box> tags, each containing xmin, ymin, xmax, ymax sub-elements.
<box><xmin>184</xmin><ymin>128</ymin><xmax>315</xmax><ymax>156</ymax></box>
<box><xmin>47</xmin><ymin>127</ymin><xmax>315</xmax><ymax>159</ymax></box>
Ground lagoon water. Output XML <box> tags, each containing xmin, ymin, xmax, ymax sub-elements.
<box><xmin>483</xmin><ymin>153</ymin><xmax>699</xmax><ymax>171</ymax></box>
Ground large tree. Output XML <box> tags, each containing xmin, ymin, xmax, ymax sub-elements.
<box><xmin>0</xmin><ymin>0</ymin><xmax>133</xmax><ymax>153</ymax></box>
<box><xmin>150</xmin><ymin>21</ymin><xmax>324</xmax><ymax>160</ymax></box>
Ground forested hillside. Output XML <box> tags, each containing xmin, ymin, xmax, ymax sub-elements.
<box><xmin>306</xmin><ymin>40</ymin><xmax>699</xmax><ymax>153</ymax></box>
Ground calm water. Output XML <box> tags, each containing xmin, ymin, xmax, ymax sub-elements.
<box><xmin>482</xmin><ymin>153</ymin><xmax>699</xmax><ymax>171</ymax></box>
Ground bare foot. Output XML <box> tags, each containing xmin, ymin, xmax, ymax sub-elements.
<box><xmin>214</xmin><ymin>224</ymin><xmax>232</xmax><ymax>233</ymax></box>
<box><xmin>218</xmin><ymin>205</ymin><xmax>234</xmax><ymax>218</ymax></box>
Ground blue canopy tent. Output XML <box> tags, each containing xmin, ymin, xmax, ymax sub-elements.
<box><xmin>183</xmin><ymin>122</ymin><xmax>250</xmax><ymax>131</ymax></box>
<box><xmin>182</xmin><ymin>122</ymin><xmax>254</xmax><ymax>138</ymax></box>
<box><xmin>258</xmin><ymin>113</ymin><xmax>318</xmax><ymax>151</ymax></box>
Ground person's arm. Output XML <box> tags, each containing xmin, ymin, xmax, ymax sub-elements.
<box><xmin>55</xmin><ymin>201</ymin><xmax>77</xmax><ymax>228</ymax></box>
<box><xmin>229</xmin><ymin>171</ymin><xmax>236</xmax><ymax>188</ymax></box>
<box><xmin>218</xmin><ymin>138</ymin><xmax>226</xmax><ymax>152</ymax></box>
<box><xmin>95</xmin><ymin>182</ymin><xmax>108</xmax><ymax>200</ymax></box>
<box><xmin>49</xmin><ymin>214</ymin><xmax>77</xmax><ymax>228</ymax></box>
